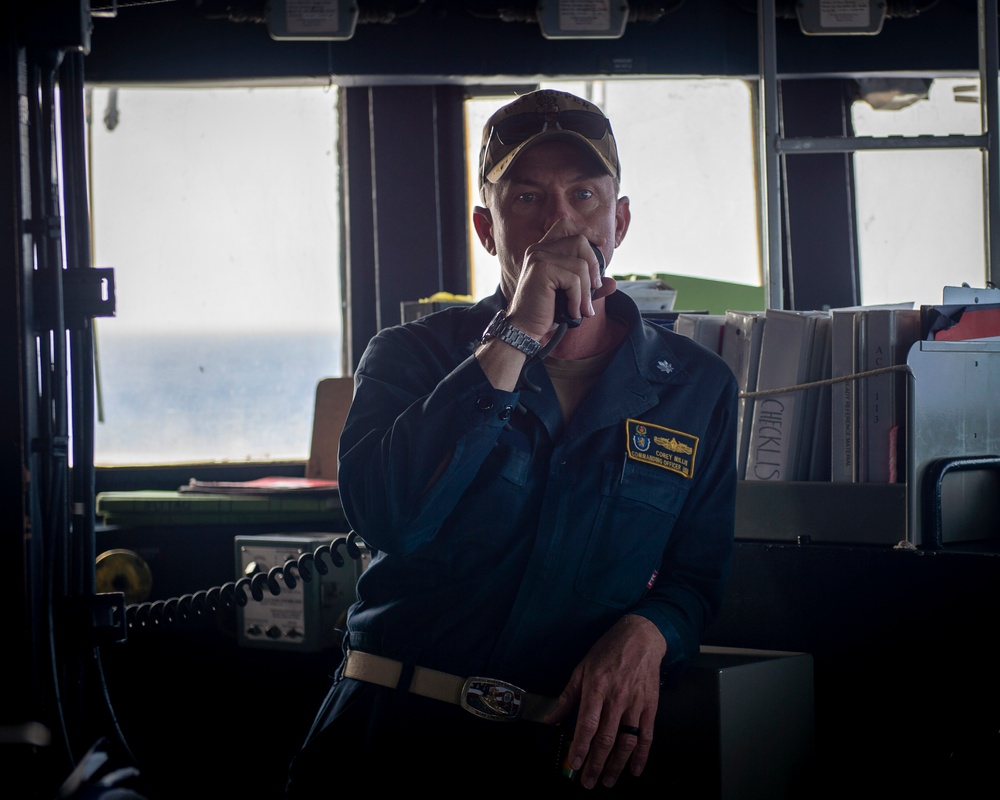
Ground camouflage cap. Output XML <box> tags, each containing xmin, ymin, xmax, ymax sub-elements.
<box><xmin>478</xmin><ymin>89</ymin><xmax>620</xmax><ymax>190</ymax></box>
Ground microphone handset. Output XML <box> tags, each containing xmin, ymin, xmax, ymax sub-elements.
<box><xmin>513</xmin><ymin>241</ymin><xmax>606</xmax><ymax>390</ymax></box>
<box><xmin>554</xmin><ymin>242</ymin><xmax>605</xmax><ymax>328</ymax></box>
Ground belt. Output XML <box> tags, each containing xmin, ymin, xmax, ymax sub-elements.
<box><xmin>342</xmin><ymin>649</ymin><xmax>557</xmax><ymax>723</ymax></box>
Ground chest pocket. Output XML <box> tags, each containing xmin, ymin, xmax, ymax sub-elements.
<box><xmin>484</xmin><ymin>427</ymin><xmax>533</xmax><ymax>487</ymax></box>
<box><xmin>574</xmin><ymin>460</ymin><xmax>690</xmax><ymax>608</ymax></box>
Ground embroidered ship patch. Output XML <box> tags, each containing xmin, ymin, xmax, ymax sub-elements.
<box><xmin>625</xmin><ymin>419</ymin><xmax>698</xmax><ymax>479</ymax></box>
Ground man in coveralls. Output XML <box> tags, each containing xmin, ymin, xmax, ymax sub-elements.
<box><xmin>286</xmin><ymin>89</ymin><xmax>738</xmax><ymax>795</ymax></box>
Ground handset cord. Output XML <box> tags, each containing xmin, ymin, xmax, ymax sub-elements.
<box><xmin>517</xmin><ymin>321</ymin><xmax>569</xmax><ymax>393</ymax></box>
<box><xmin>120</xmin><ymin>530</ymin><xmax>367</xmax><ymax>631</ymax></box>
<box><xmin>518</xmin><ymin>241</ymin><xmax>601</xmax><ymax>392</ymax></box>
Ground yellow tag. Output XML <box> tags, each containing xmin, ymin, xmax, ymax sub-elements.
<box><xmin>420</xmin><ymin>291</ymin><xmax>474</xmax><ymax>303</ymax></box>
<box><xmin>625</xmin><ymin>419</ymin><xmax>698</xmax><ymax>479</ymax></box>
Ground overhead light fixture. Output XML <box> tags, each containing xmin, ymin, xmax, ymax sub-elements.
<box><xmin>796</xmin><ymin>0</ymin><xmax>886</xmax><ymax>35</ymax></box>
<box><xmin>266</xmin><ymin>0</ymin><xmax>359</xmax><ymax>41</ymax></box>
<box><xmin>537</xmin><ymin>1</ymin><xmax>630</xmax><ymax>40</ymax></box>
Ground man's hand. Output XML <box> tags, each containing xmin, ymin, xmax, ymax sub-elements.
<box><xmin>545</xmin><ymin>614</ymin><xmax>666</xmax><ymax>789</ymax></box>
<box><xmin>506</xmin><ymin>219</ymin><xmax>606</xmax><ymax>340</ymax></box>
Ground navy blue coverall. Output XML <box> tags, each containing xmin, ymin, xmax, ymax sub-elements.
<box><xmin>286</xmin><ymin>288</ymin><xmax>737</xmax><ymax>794</ymax></box>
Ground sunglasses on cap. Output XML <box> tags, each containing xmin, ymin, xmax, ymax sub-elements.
<box><xmin>490</xmin><ymin>109</ymin><xmax>611</xmax><ymax>146</ymax></box>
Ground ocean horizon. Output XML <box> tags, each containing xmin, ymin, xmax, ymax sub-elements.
<box><xmin>92</xmin><ymin>330</ymin><xmax>343</xmax><ymax>466</ymax></box>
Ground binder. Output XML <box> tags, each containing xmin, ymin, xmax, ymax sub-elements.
<box><xmin>860</xmin><ymin>308</ymin><xmax>920</xmax><ymax>484</ymax></box>
<box><xmin>720</xmin><ymin>310</ymin><xmax>766</xmax><ymax>480</ymax></box>
<box><xmin>829</xmin><ymin>303</ymin><xmax>915</xmax><ymax>483</ymax></box>
<box><xmin>674</xmin><ymin>313</ymin><xmax>727</xmax><ymax>354</ymax></box>
<box><xmin>829</xmin><ymin>308</ymin><xmax>862</xmax><ymax>482</ymax></box>
<box><xmin>745</xmin><ymin>309</ymin><xmax>828</xmax><ymax>482</ymax></box>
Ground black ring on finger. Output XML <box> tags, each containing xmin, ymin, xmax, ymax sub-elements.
<box><xmin>618</xmin><ymin>724</ymin><xmax>640</xmax><ymax>737</ymax></box>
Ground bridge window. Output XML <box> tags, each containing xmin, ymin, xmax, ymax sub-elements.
<box><xmin>852</xmin><ymin>77</ymin><xmax>988</xmax><ymax>306</ymax></box>
<box><xmin>465</xmin><ymin>79</ymin><xmax>762</xmax><ymax>300</ymax></box>
<box><xmin>87</xmin><ymin>86</ymin><xmax>341</xmax><ymax>466</ymax></box>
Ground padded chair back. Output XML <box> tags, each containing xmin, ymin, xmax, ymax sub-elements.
<box><xmin>306</xmin><ymin>376</ymin><xmax>355</xmax><ymax>481</ymax></box>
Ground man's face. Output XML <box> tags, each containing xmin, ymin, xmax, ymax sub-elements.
<box><xmin>475</xmin><ymin>138</ymin><xmax>629</xmax><ymax>299</ymax></box>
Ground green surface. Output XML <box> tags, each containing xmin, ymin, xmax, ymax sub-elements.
<box><xmin>96</xmin><ymin>490</ymin><xmax>344</xmax><ymax>526</ymax></box>
<box><xmin>615</xmin><ymin>272</ymin><xmax>766</xmax><ymax>316</ymax></box>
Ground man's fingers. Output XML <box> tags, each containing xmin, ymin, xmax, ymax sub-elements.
<box><xmin>581</xmin><ymin>722</ymin><xmax>653</xmax><ymax>788</ymax></box>
<box><xmin>596</xmin><ymin>728</ymin><xmax>637</xmax><ymax>787</ymax></box>
<box><xmin>626</xmin><ymin>717</ymin><xmax>654</xmax><ymax>778</ymax></box>
<box><xmin>578</xmin><ymin>722</ymin><xmax>619</xmax><ymax>789</ymax></box>
<box><xmin>630</xmin><ymin>730</ymin><xmax>653</xmax><ymax>777</ymax></box>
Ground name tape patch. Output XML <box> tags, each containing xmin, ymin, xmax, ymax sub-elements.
<box><xmin>625</xmin><ymin>419</ymin><xmax>698</xmax><ymax>479</ymax></box>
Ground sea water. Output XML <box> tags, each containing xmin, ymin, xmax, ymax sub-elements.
<box><xmin>92</xmin><ymin>330</ymin><xmax>342</xmax><ymax>465</ymax></box>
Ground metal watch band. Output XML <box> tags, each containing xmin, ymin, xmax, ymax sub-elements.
<box><xmin>483</xmin><ymin>310</ymin><xmax>542</xmax><ymax>358</ymax></box>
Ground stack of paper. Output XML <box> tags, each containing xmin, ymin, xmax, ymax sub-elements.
<box><xmin>615</xmin><ymin>279</ymin><xmax>677</xmax><ymax>314</ymax></box>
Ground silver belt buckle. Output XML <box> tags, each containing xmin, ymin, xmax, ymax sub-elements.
<box><xmin>460</xmin><ymin>676</ymin><xmax>525</xmax><ymax>721</ymax></box>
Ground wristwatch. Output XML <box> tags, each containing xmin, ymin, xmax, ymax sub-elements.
<box><xmin>481</xmin><ymin>309</ymin><xmax>542</xmax><ymax>358</ymax></box>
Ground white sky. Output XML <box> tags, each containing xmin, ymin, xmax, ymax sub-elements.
<box><xmin>88</xmin><ymin>86</ymin><xmax>341</xmax><ymax>334</ymax></box>
<box><xmin>852</xmin><ymin>77</ymin><xmax>987</xmax><ymax>305</ymax></box>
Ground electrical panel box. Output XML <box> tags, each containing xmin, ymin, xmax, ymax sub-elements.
<box><xmin>795</xmin><ymin>0</ymin><xmax>885</xmax><ymax>35</ymax></box>
<box><xmin>537</xmin><ymin>1</ymin><xmax>629</xmax><ymax>40</ymax></box>
<box><xmin>234</xmin><ymin>533</ymin><xmax>368</xmax><ymax>652</ymax></box>
<box><xmin>266</xmin><ymin>0</ymin><xmax>359</xmax><ymax>41</ymax></box>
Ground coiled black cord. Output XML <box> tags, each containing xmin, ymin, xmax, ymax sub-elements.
<box><xmin>122</xmin><ymin>531</ymin><xmax>366</xmax><ymax>630</ymax></box>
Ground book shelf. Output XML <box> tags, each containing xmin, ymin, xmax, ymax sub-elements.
<box><xmin>735</xmin><ymin>481</ymin><xmax>906</xmax><ymax>546</ymax></box>
<box><xmin>736</xmin><ymin>339</ymin><xmax>1000</xmax><ymax>550</ymax></box>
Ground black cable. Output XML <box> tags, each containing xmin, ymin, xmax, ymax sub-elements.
<box><xmin>886</xmin><ymin>0</ymin><xmax>941</xmax><ymax>18</ymax></box>
<box><xmin>516</xmin><ymin>321</ymin><xmax>569</xmax><ymax>395</ymax></box>
<box><xmin>120</xmin><ymin>531</ymin><xmax>366</xmax><ymax>630</ymax></box>
<box><xmin>28</xmin><ymin>43</ymin><xmax>77</xmax><ymax>776</ymax></box>
<box><xmin>92</xmin><ymin>647</ymin><xmax>141</xmax><ymax>769</ymax></box>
